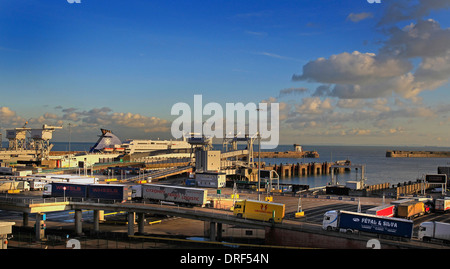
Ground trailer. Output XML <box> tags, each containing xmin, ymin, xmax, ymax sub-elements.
<box><xmin>233</xmin><ymin>200</ymin><xmax>285</xmax><ymax>223</ymax></box>
<box><xmin>323</xmin><ymin>210</ymin><xmax>413</xmax><ymax>238</ymax></box>
<box><xmin>29</xmin><ymin>180</ymin><xmax>47</xmax><ymax>191</ymax></box>
<box><xmin>396</xmin><ymin>201</ymin><xmax>426</xmax><ymax>219</ymax></box>
<box><xmin>38</xmin><ymin>174</ymin><xmax>99</xmax><ymax>184</ymax></box>
<box><xmin>43</xmin><ymin>182</ymin><xmax>89</xmax><ymax>198</ymax></box>
<box><xmin>87</xmin><ymin>184</ymin><xmax>131</xmax><ymax>202</ymax></box>
<box><xmin>366</xmin><ymin>204</ymin><xmax>395</xmax><ymax>217</ymax></box>
<box><xmin>418</xmin><ymin>221</ymin><xmax>450</xmax><ymax>243</ymax></box>
<box><xmin>43</xmin><ymin>182</ymin><xmax>130</xmax><ymax>202</ymax></box>
<box><xmin>435</xmin><ymin>198</ymin><xmax>450</xmax><ymax>212</ymax></box>
<box><xmin>134</xmin><ymin>184</ymin><xmax>208</xmax><ymax>207</ymax></box>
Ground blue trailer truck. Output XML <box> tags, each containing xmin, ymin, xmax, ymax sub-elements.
<box><xmin>323</xmin><ymin>210</ymin><xmax>414</xmax><ymax>238</ymax></box>
<box><xmin>43</xmin><ymin>182</ymin><xmax>130</xmax><ymax>202</ymax></box>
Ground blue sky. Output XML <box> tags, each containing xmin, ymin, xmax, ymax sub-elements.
<box><xmin>0</xmin><ymin>0</ymin><xmax>449</xmax><ymax>146</ymax></box>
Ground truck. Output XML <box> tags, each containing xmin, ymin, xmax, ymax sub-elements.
<box><xmin>43</xmin><ymin>182</ymin><xmax>131</xmax><ymax>202</ymax></box>
<box><xmin>323</xmin><ymin>210</ymin><xmax>414</xmax><ymax>239</ymax></box>
<box><xmin>366</xmin><ymin>204</ymin><xmax>395</xmax><ymax>217</ymax></box>
<box><xmin>132</xmin><ymin>184</ymin><xmax>208</xmax><ymax>207</ymax></box>
<box><xmin>233</xmin><ymin>200</ymin><xmax>285</xmax><ymax>223</ymax></box>
<box><xmin>418</xmin><ymin>221</ymin><xmax>450</xmax><ymax>243</ymax></box>
<box><xmin>396</xmin><ymin>201</ymin><xmax>427</xmax><ymax>219</ymax></box>
<box><xmin>435</xmin><ymin>198</ymin><xmax>450</xmax><ymax>212</ymax></box>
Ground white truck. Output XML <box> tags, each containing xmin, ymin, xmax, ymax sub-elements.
<box><xmin>131</xmin><ymin>184</ymin><xmax>208</xmax><ymax>207</ymax></box>
<box><xmin>435</xmin><ymin>198</ymin><xmax>450</xmax><ymax>212</ymax></box>
<box><xmin>418</xmin><ymin>221</ymin><xmax>450</xmax><ymax>243</ymax></box>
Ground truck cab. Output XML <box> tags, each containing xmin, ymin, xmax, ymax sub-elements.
<box><xmin>42</xmin><ymin>184</ymin><xmax>52</xmax><ymax>198</ymax></box>
<box><xmin>322</xmin><ymin>210</ymin><xmax>339</xmax><ymax>231</ymax></box>
<box><xmin>418</xmin><ymin>222</ymin><xmax>434</xmax><ymax>241</ymax></box>
<box><xmin>130</xmin><ymin>185</ymin><xmax>142</xmax><ymax>200</ymax></box>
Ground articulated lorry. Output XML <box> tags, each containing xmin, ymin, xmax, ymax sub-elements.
<box><xmin>323</xmin><ymin>210</ymin><xmax>414</xmax><ymax>238</ymax></box>
<box><xmin>418</xmin><ymin>221</ymin><xmax>450</xmax><ymax>243</ymax></box>
<box><xmin>233</xmin><ymin>200</ymin><xmax>285</xmax><ymax>223</ymax></box>
<box><xmin>131</xmin><ymin>184</ymin><xmax>208</xmax><ymax>207</ymax></box>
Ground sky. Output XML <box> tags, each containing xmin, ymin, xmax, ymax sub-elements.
<box><xmin>0</xmin><ymin>0</ymin><xmax>449</xmax><ymax>147</ymax></box>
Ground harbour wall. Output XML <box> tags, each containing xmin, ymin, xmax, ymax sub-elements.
<box><xmin>263</xmin><ymin>161</ymin><xmax>350</xmax><ymax>177</ymax></box>
<box><xmin>386</xmin><ymin>150</ymin><xmax>450</xmax><ymax>158</ymax></box>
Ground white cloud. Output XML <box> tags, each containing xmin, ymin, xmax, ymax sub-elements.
<box><xmin>295</xmin><ymin>97</ymin><xmax>333</xmax><ymax>114</ymax></box>
<box><xmin>293</xmin><ymin>51</ymin><xmax>412</xmax><ymax>85</ymax></box>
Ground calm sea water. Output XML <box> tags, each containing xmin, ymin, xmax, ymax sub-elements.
<box><xmin>50</xmin><ymin>142</ymin><xmax>450</xmax><ymax>188</ymax></box>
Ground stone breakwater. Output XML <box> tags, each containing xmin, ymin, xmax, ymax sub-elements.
<box><xmin>386</xmin><ymin>150</ymin><xmax>450</xmax><ymax>158</ymax></box>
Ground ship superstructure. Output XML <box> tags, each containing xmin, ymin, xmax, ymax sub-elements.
<box><xmin>89</xmin><ymin>129</ymin><xmax>192</xmax><ymax>154</ymax></box>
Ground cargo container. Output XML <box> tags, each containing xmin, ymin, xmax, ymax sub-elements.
<box><xmin>233</xmin><ymin>200</ymin><xmax>285</xmax><ymax>223</ymax></box>
<box><xmin>418</xmin><ymin>221</ymin><xmax>450</xmax><ymax>243</ymax></box>
<box><xmin>396</xmin><ymin>201</ymin><xmax>425</xmax><ymax>219</ymax></box>
<box><xmin>137</xmin><ymin>184</ymin><xmax>208</xmax><ymax>207</ymax></box>
<box><xmin>346</xmin><ymin>181</ymin><xmax>362</xmax><ymax>190</ymax></box>
<box><xmin>0</xmin><ymin>167</ymin><xmax>15</xmax><ymax>175</ymax></box>
<box><xmin>43</xmin><ymin>182</ymin><xmax>89</xmax><ymax>198</ymax></box>
<box><xmin>323</xmin><ymin>210</ymin><xmax>413</xmax><ymax>238</ymax></box>
<box><xmin>29</xmin><ymin>180</ymin><xmax>47</xmax><ymax>190</ymax></box>
<box><xmin>43</xmin><ymin>182</ymin><xmax>130</xmax><ymax>202</ymax></box>
<box><xmin>87</xmin><ymin>184</ymin><xmax>130</xmax><ymax>201</ymax></box>
<box><xmin>435</xmin><ymin>198</ymin><xmax>450</xmax><ymax>212</ymax></box>
<box><xmin>366</xmin><ymin>204</ymin><xmax>395</xmax><ymax>217</ymax></box>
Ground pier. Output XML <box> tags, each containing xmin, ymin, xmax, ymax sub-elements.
<box><xmin>386</xmin><ymin>150</ymin><xmax>450</xmax><ymax>158</ymax></box>
<box><xmin>264</xmin><ymin>160</ymin><xmax>350</xmax><ymax>177</ymax></box>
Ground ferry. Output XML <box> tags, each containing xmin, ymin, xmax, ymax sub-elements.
<box><xmin>89</xmin><ymin>129</ymin><xmax>192</xmax><ymax>154</ymax></box>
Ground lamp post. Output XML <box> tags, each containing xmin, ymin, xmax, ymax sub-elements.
<box><xmin>63</xmin><ymin>186</ymin><xmax>66</xmax><ymax>202</ymax></box>
<box><xmin>258</xmin><ymin>131</ymin><xmax>261</xmax><ymax>201</ymax></box>
<box><xmin>256</xmin><ymin>107</ymin><xmax>262</xmax><ymax>201</ymax></box>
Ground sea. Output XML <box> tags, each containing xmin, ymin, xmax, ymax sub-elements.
<box><xmin>50</xmin><ymin>142</ymin><xmax>450</xmax><ymax>188</ymax></box>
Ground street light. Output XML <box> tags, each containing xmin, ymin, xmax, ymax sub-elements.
<box><xmin>256</xmin><ymin>107</ymin><xmax>262</xmax><ymax>201</ymax></box>
<box><xmin>63</xmin><ymin>186</ymin><xmax>66</xmax><ymax>202</ymax></box>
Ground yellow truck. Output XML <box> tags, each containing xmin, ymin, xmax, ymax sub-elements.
<box><xmin>396</xmin><ymin>201</ymin><xmax>426</xmax><ymax>219</ymax></box>
<box><xmin>233</xmin><ymin>199</ymin><xmax>285</xmax><ymax>223</ymax></box>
